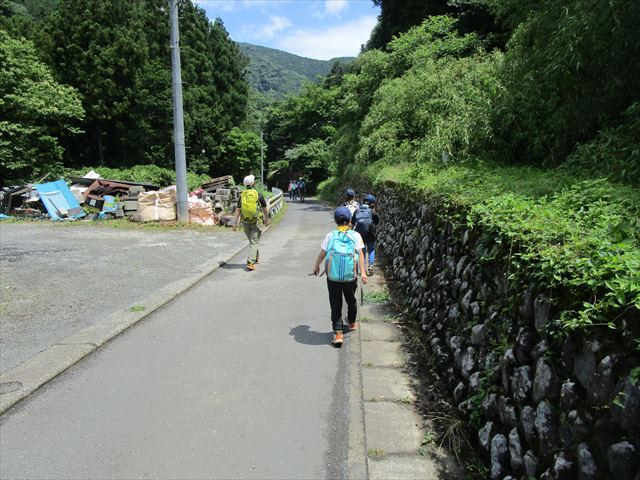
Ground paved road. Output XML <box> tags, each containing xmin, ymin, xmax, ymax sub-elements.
<box><xmin>0</xmin><ymin>199</ymin><xmax>358</xmax><ymax>479</ymax></box>
<box><xmin>0</xmin><ymin>222</ymin><xmax>245</xmax><ymax>373</ymax></box>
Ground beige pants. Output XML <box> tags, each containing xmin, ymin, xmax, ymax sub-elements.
<box><xmin>243</xmin><ymin>221</ymin><xmax>261</xmax><ymax>263</ymax></box>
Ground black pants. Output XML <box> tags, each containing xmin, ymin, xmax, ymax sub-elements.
<box><xmin>327</xmin><ymin>279</ymin><xmax>358</xmax><ymax>332</ymax></box>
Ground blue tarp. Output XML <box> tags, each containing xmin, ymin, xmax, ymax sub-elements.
<box><xmin>35</xmin><ymin>179</ymin><xmax>86</xmax><ymax>221</ymax></box>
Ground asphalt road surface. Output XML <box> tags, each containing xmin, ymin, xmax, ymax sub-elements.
<box><xmin>0</xmin><ymin>199</ymin><xmax>356</xmax><ymax>479</ymax></box>
<box><xmin>0</xmin><ymin>222</ymin><xmax>245</xmax><ymax>373</ymax></box>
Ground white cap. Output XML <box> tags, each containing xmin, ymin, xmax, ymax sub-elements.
<box><xmin>243</xmin><ymin>175</ymin><xmax>255</xmax><ymax>186</ymax></box>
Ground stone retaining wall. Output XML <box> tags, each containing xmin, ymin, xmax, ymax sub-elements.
<box><xmin>369</xmin><ymin>184</ymin><xmax>640</xmax><ymax>479</ymax></box>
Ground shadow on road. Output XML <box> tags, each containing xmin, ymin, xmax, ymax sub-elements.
<box><xmin>220</xmin><ymin>262</ymin><xmax>247</xmax><ymax>270</ymax></box>
<box><xmin>291</xmin><ymin>198</ymin><xmax>332</xmax><ymax>213</ymax></box>
<box><xmin>289</xmin><ymin>325</ymin><xmax>333</xmax><ymax>346</ymax></box>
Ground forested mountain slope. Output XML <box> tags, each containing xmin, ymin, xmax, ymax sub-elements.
<box><xmin>239</xmin><ymin>42</ymin><xmax>352</xmax><ymax>100</ymax></box>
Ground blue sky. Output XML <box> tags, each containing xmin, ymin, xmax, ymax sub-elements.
<box><xmin>193</xmin><ymin>0</ymin><xmax>380</xmax><ymax>60</ymax></box>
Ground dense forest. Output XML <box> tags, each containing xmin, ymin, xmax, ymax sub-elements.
<box><xmin>0</xmin><ymin>0</ymin><xmax>355</xmax><ymax>186</ymax></box>
<box><xmin>264</xmin><ymin>0</ymin><xmax>640</xmax><ymax>188</ymax></box>
<box><xmin>1</xmin><ymin>0</ymin><xmax>258</xmax><ymax>184</ymax></box>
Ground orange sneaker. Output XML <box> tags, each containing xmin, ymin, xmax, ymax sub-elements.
<box><xmin>246</xmin><ymin>262</ymin><xmax>256</xmax><ymax>271</ymax></box>
<box><xmin>349</xmin><ymin>322</ymin><xmax>358</xmax><ymax>331</ymax></box>
<box><xmin>332</xmin><ymin>331</ymin><xmax>344</xmax><ymax>346</ymax></box>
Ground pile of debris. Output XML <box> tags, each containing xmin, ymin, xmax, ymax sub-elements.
<box><xmin>0</xmin><ymin>172</ymin><xmax>242</xmax><ymax>227</ymax></box>
<box><xmin>189</xmin><ymin>175</ymin><xmax>240</xmax><ymax>226</ymax></box>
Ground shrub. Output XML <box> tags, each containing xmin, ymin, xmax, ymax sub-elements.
<box><xmin>357</xmin><ymin>51</ymin><xmax>501</xmax><ymax>166</ymax></box>
<box><xmin>491</xmin><ymin>0</ymin><xmax>640</xmax><ymax>166</ymax></box>
<box><xmin>560</xmin><ymin>102</ymin><xmax>640</xmax><ymax>187</ymax></box>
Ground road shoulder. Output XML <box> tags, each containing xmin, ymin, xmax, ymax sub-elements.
<box><xmin>352</xmin><ymin>273</ymin><xmax>460</xmax><ymax>480</ymax></box>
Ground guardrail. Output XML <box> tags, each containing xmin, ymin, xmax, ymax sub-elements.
<box><xmin>267</xmin><ymin>187</ymin><xmax>284</xmax><ymax>218</ymax></box>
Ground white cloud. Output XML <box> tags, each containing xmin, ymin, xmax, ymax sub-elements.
<box><xmin>276</xmin><ymin>15</ymin><xmax>376</xmax><ymax>60</ymax></box>
<box><xmin>324</xmin><ymin>0</ymin><xmax>348</xmax><ymax>16</ymax></box>
<box><xmin>311</xmin><ymin>0</ymin><xmax>348</xmax><ymax>19</ymax></box>
<box><xmin>257</xmin><ymin>15</ymin><xmax>292</xmax><ymax>39</ymax></box>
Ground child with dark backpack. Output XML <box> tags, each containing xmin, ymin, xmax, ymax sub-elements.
<box><xmin>312</xmin><ymin>206</ymin><xmax>368</xmax><ymax>346</ymax></box>
<box><xmin>352</xmin><ymin>194</ymin><xmax>379</xmax><ymax>276</ymax></box>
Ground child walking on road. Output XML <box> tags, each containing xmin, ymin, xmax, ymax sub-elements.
<box><xmin>352</xmin><ymin>194</ymin><xmax>379</xmax><ymax>276</ymax></box>
<box><xmin>313</xmin><ymin>206</ymin><xmax>368</xmax><ymax>346</ymax></box>
<box><xmin>342</xmin><ymin>188</ymin><xmax>360</xmax><ymax>216</ymax></box>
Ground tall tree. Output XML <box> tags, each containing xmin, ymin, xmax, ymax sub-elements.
<box><xmin>179</xmin><ymin>8</ymin><xmax>249</xmax><ymax>174</ymax></box>
<box><xmin>40</xmin><ymin>0</ymin><xmax>150</xmax><ymax>165</ymax></box>
<box><xmin>38</xmin><ymin>0</ymin><xmax>249</xmax><ymax>175</ymax></box>
<box><xmin>0</xmin><ymin>30</ymin><xmax>83</xmax><ymax>182</ymax></box>
<box><xmin>366</xmin><ymin>0</ymin><xmax>453</xmax><ymax>50</ymax></box>
<box><xmin>366</xmin><ymin>0</ymin><xmax>503</xmax><ymax>50</ymax></box>
<box><xmin>491</xmin><ymin>0</ymin><xmax>640</xmax><ymax>166</ymax></box>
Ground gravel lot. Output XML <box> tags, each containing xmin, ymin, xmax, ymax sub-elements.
<box><xmin>0</xmin><ymin>222</ymin><xmax>246</xmax><ymax>373</ymax></box>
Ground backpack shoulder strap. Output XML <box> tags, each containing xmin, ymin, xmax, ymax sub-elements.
<box><xmin>326</xmin><ymin>230</ymin><xmax>338</xmax><ymax>252</ymax></box>
<box><xmin>345</xmin><ymin>229</ymin><xmax>358</xmax><ymax>247</ymax></box>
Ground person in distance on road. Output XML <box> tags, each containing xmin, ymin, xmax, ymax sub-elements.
<box><xmin>289</xmin><ymin>179</ymin><xmax>299</xmax><ymax>201</ymax></box>
<box><xmin>233</xmin><ymin>175</ymin><xmax>269</xmax><ymax>271</ymax></box>
<box><xmin>342</xmin><ymin>188</ymin><xmax>360</xmax><ymax>216</ymax></box>
<box><xmin>312</xmin><ymin>206</ymin><xmax>368</xmax><ymax>347</ymax></box>
<box><xmin>296</xmin><ymin>177</ymin><xmax>306</xmax><ymax>202</ymax></box>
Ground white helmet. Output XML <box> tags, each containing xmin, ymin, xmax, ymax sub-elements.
<box><xmin>243</xmin><ymin>175</ymin><xmax>255</xmax><ymax>186</ymax></box>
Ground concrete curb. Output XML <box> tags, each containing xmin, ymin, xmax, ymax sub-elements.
<box><xmin>0</xmin><ymin>226</ymin><xmax>270</xmax><ymax>416</ymax></box>
<box><xmin>357</xmin><ymin>302</ymin><xmax>442</xmax><ymax>480</ymax></box>
<box><xmin>347</xmin><ymin>320</ymin><xmax>368</xmax><ymax>480</ymax></box>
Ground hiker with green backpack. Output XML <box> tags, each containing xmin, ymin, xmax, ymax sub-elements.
<box><xmin>312</xmin><ymin>206</ymin><xmax>368</xmax><ymax>346</ymax></box>
<box><xmin>233</xmin><ymin>175</ymin><xmax>269</xmax><ymax>271</ymax></box>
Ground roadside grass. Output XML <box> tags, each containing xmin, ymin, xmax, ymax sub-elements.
<box><xmin>383</xmin><ymin>313</ymin><xmax>401</xmax><ymax>324</ymax></box>
<box><xmin>128</xmin><ymin>305</ymin><xmax>145</xmax><ymax>312</ymax></box>
<box><xmin>267</xmin><ymin>199</ymin><xmax>288</xmax><ymax>227</ymax></box>
<box><xmin>53</xmin><ymin>218</ymin><xmax>230</xmax><ymax>232</ymax></box>
<box><xmin>363</xmin><ymin>288</ymin><xmax>390</xmax><ymax>304</ymax></box>
<box><xmin>367</xmin><ymin>448</ymin><xmax>385</xmax><ymax>457</ymax></box>
<box><xmin>396</xmin><ymin>396</ymin><xmax>414</xmax><ymax>405</ymax></box>
<box><xmin>427</xmin><ymin>412</ymin><xmax>471</xmax><ymax>462</ymax></box>
<box><xmin>417</xmin><ymin>431</ymin><xmax>438</xmax><ymax>456</ymax></box>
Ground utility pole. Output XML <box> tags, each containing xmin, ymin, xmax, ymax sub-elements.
<box><xmin>260</xmin><ymin>131</ymin><xmax>264</xmax><ymax>189</ymax></box>
<box><xmin>169</xmin><ymin>0</ymin><xmax>188</xmax><ymax>223</ymax></box>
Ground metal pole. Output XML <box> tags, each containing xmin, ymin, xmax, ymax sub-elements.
<box><xmin>170</xmin><ymin>0</ymin><xmax>188</xmax><ymax>223</ymax></box>
<box><xmin>260</xmin><ymin>131</ymin><xmax>264</xmax><ymax>189</ymax></box>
